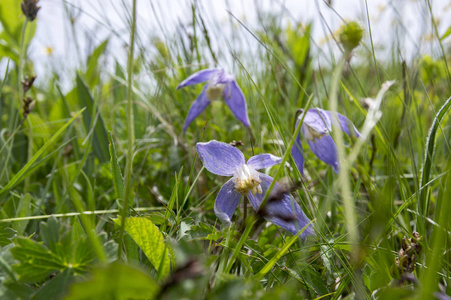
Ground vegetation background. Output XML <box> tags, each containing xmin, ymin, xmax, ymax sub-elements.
<box><xmin>0</xmin><ymin>0</ymin><xmax>450</xmax><ymax>299</ymax></box>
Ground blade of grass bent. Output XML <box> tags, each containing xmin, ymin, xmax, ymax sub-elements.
<box><xmin>0</xmin><ymin>108</ymin><xmax>86</xmax><ymax>198</ymax></box>
<box><xmin>417</xmin><ymin>96</ymin><xmax>451</xmax><ymax>234</ymax></box>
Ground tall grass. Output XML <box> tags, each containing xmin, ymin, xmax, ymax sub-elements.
<box><xmin>0</xmin><ymin>0</ymin><xmax>450</xmax><ymax>299</ymax></box>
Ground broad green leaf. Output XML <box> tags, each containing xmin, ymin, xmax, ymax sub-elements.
<box><xmin>113</xmin><ymin>217</ymin><xmax>170</xmax><ymax>279</ymax></box>
<box><xmin>86</xmin><ymin>39</ymin><xmax>109</xmax><ymax>88</ymax></box>
<box><xmin>75</xmin><ymin>74</ymin><xmax>109</xmax><ymax>163</ymax></box>
<box><xmin>0</xmin><ymin>223</ymin><xmax>15</xmax><ymax>246</ymax></box>
<box><xmin>0</xmin><ymin>282</ymin><xmax>34</xmax><ymax>299</ymax></box>
<box><xmin>33</xmin><ymin>269</ymin><xmax>74</xmax><ymax>300</ymax></box>
<box><xmin>0</xmin><ymin>2</ymin><xmax>37</xmax><ymax>64</ymax></box>
<box><xmin>11</xmin><ymin>237</ymin><xmax>65</xmax><ymax>282</ymax></box>
<box><xmin>64</xmin><ymin>262</ymin><xmax>160</xmax><ymax>300</ymax></box>
<box><xmin>0</xmin><ymin>0</ymin><xmax>23</xmax><ymax>44</ymax></box>
<box><xmin>0</xmin><ymin>108</ymin><xmax>85</xmax><ymax>197</ymax></box>
<box><xmin>11</xmin><ymin>218</ymin><xmax>113</xmax><ymax>283</ymax></box>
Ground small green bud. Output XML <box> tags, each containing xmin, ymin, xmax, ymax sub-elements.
<box><xmin>339</xmin><ymin>21</ymin><xmax>364</xmax><ymax>52</ymax></box>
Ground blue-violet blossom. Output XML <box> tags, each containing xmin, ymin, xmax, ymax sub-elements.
<box><xmin>291</xmin><ymin>108</ymin><xmax>360</xmax><ymax>175</ymax></box>
<box><xmin>177</xmin><ymin>68</ymin><xmax>250</xmax><ymax>131</ymax></box>
<box><xmin>197</xmin><ymin>140</ymin><xmax>314</xmax><ymax>238</ymax></box>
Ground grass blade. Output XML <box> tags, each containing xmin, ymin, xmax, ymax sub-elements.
<box><xmin>0</xmin><ymin>108</ymin><xmax>85</xmax><ymax>197</ymax></box>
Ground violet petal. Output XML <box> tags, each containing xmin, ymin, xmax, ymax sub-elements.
<box><xmin>177</xmin><ymin>68</ymin><xmax>219</xmax><ymax>89</ymax></box>
<box><xmin>214</xmin><ymin>178</ymin><xmax>242</xmax><ymax>224</ymax></box>
<box><xmin>325</xmin><ymin>111</ymin><xmax>361</xmax><ymax>137</ymax></box>
<box><xmin>197</xmin><ymin>140</ymin><xmax>245</xmax><ymax>176</ymax></box>
<box><xmin>223</xmin><ymin>80</ymin><xmax>251</xmax><ymax>127</ymax></box>
<box><xmin>247</xmin><ymin>173</ymin><xmax>315</xmax><ymax>238</ymax></box>
<box><xmin>306</xmin><ymin>135</ymin><xmax>339</xmax><ymax>173</ymax></box>
<box><xmin>247</xmin><ymin>154</ymin><xmax>282</xmax><ymax>170</ymax></box>
<box><xmin>291</xmin><ymin>131</ymin><xmax>305</xmax><ymax>175</ymax></box>
<box><xmin>183</xmin><ymin>85</ymin><xmax>210</xmax><ymax>132</ymax></box>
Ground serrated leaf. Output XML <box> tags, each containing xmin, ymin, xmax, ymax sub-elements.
<box><xmin>11</xmin><ymin>218</ymin><xmax>114</xmax><ymax>283</ymax></box>
<box><xmin>64</xmin><ymin>262</ymin><xmax>160</xmax><ymax>300</ymax></box>
<box><xmin>0</xmin><ymin>223</ymin><xmax>15</xmax><ymax>247</ymax></box>
<box><xmin>113</xmin><ymin>217</ymin><xmax>170</xmax><ymax>279</ymax></box>
<box><xmin>33</xmin><ymin>269</ymin><xmax>74</xmax><ymax>300</ymax></box>
<box><xmin>11</xmin><ymin>237</ymin><xmax>65</xmax><ymax>282</ymax></box>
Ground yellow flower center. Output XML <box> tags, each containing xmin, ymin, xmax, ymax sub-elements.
<box><xmin>232</xmin><ymin>164</ymin><xmax>263</xmax><ymax>196</ymax></box>
<box><xmin>206</xmin><ymin>83</ymin><xmax>225</xmax><ymax>101</ymax></box>
<box><xmin>304</xmin><ymin>124</ymin><xmax>326</xmax><ymax>142</ymax></box>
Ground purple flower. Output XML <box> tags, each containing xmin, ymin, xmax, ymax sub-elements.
<box><xmin>291</xmin><ymin>108</ymin><xmax>360</xmax><ymax>175</ymax></box>
<box><xmin>197</xmin><ymin>140</ymin><xmax>315</xmax><ymax>238</ymax></box>
<box><xmin>177</xmin><ymin>68</ymin><xmax>250</xmax><ymax>131</ymax></box>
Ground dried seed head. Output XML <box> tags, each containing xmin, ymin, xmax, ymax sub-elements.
<box><xmin>22</xmin><ymin>75</ymin><xmax>37</xmax><ymax>94</ymax></box>
<box><xmin>395</xmin><ymin>232</ymin><xmax>422</xmax><ymax>275</ymax></box>
<box><xmin>21</xmin><ymin>0</ymin><xmax>41</xmax><ymax>22</ymax></box>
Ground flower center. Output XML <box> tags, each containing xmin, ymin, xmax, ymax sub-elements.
<box><xmin>206</xmin><ymin>83</ymin><xmax>225</xmax><ymax>101</ymax></box>
<box><xmin>232</xmin><ymin>164</ymin><xmax>262</xmax><ymax>196</ymax></box>
<box><xmin>303</xmin><ymin>124</ymin><xmax>326</xmax><ymax>142</ymax></box>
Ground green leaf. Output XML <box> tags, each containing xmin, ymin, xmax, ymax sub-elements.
<box><xmin>33</xmin><ymin>269</ymin><xmax>74</xmax><ymax>300</ymax></box>
<box><xmin>440</xmin><ymin>26</ymin><xmax>451</xmax><ymax>41</ymax></box>
<box><xmin>418</xmin><ymin>96</ymin><xmax>451</xmax><ymax>230</ymax></box>
<box><xmin>64</xmin><ymin>262</ymin><xmax>160</xmax><ymax>300</ymax></box>
<box><xmin>86</xmin><ymin>39</ymin><xmax>109</xmax><ymax>88</ymax></box>
<box><xmin>0</xmin><ymin>223</ymin><xmax>15</xmax><ymax>247</ymax></box>
<box><xmin>0</xmin><ymin>1</ymin><xmax>36</xmax><ymax>64</ymax></box>
<box><xmin>108</xmin><ymin>131</ymin><xmax>124</xmax><ymax>200</ymax></box>
<box><xmin>113</xmin><ymin>217</ymin><xmax>171</xmax><ymax>279</ymax></box>
<box><xmin>11</xmin><ymin>237</ymin><xmax>65</xmax><ymax>282</ymax></box>
<box><xmin>0</xmin><ymin>0</ymin><xmax>23</xmax><ymax>44</ymax></box>
<box><xmin>0</xmin><ymin>108</ymin><xmax>86</xmax><ymax>197</ymax></box>
<box><xmin>75</xmin><ymin>75</ymin><xmax>109</xmax><ymax>163</ymax></box>
<box><xmin>10</xmin><ymin>218</ymin><xmax>113</xmax><ymax>283</ymax></box>
<box><xmin>11</xmin><ymin>194</ymin><xmax>31</xmax><ymax>235</ymax></box>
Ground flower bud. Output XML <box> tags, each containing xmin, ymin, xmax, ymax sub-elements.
<box><xmin>339</xmin><ymin>21</ymin><xmax>363</xmax><ymax>52</ymax></box>
<box><xmin>21</xmin><ymin>0</ymin><xmax>40</xmax><ymax>22</ymax></box>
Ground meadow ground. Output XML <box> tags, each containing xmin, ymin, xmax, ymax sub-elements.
<box><xmin>0</xmin><ymin>0</ymin><xmax>450</xmax><ymax>299</ymax></box>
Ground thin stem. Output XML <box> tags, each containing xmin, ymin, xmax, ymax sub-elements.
<box><xmin>2</xmin><ymin>20</ymin><xmax>29</xmax><ymax>184</ymax></box>
<box><xmin>117</xmin><ymin>0</ymin><xmax>137</xmax><ymax>260</ymax></box>
<box><xmin>242</xmin><ymin>196</ymin><xmax>247</xmax><ymax>232</ymax></box>
<box><xmin>257</xmin><ymin>95</ymin><xmax>314</xmax><ymax>211</ymax></box>
<box><xmin>0</xmin><ymin>207</ymin><xmax>162</xmax><ymax>223</ymax></box>
<box><xmin>329</xmin><ymin>57</ymin><xmax>357</xmax><ymax>245</ymax></box>
<box><xmin>365</xmin><ymin>0</ymin><xmax>381</xmax><ymax>87</ymax></box>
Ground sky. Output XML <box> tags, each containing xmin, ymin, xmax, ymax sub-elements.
<box><xmin>12</xmin><ymin>0</ymin><xmax>451</xmax><ymax>88</ymax></box>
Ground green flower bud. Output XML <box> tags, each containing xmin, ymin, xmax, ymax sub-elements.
<box><xmin>339</xmin><ymin>21</ymin><xmax>364</xmax><ymax>52</ymax></box>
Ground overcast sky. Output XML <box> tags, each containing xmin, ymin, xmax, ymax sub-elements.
<box><xmin>21</xmin><ymin>0</ymin><xmax>451</xmax><ymax>88</ymax></box>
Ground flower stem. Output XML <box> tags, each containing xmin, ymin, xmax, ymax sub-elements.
<box><xmin>117</xmin><ymin>0</ymin><xmax>137</xmax><ymax>260</ymax></box>
<box><xmin>242</xmin><ymin>196</ymin><xmax>247</xmax><ymax>232</ymax></box>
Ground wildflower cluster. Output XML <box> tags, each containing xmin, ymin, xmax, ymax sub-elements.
<box><xmin>178</xmin><ymin>68</ymin><xmax>361</xmax><ymax>238</ymax></box>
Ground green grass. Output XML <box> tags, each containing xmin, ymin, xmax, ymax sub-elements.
<box><xmin>0</xmin><ymin>0</ymin><xmax>450</xmax><ymax>299</ymax></box>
